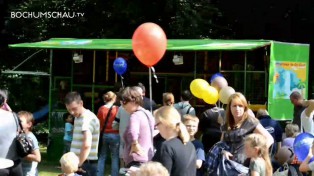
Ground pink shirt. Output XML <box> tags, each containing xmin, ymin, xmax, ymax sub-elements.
<box><xmin>123</xmin><ymin>107</ymin><xmax>155</xmax><ymax>165</ymax></box>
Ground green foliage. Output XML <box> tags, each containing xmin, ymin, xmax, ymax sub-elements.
<box><xmin>7</xmin><ymin>0</ymin><xmax>227</xmax><ymax>40</ymax></box>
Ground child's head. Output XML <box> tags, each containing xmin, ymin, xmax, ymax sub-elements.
<box><xmin>60</xmin><ymin>152</ymin><xmax>79</xmax><ymax>174</ymax></box>
<box><xmin>244</xmin><ymin>133</ymin><xmax>267</xmax><ymax>158</ymax></box>
<box><xmin>275</xmin><ymin>147</ymin><xmax>294</xmax><ymax>165</ymax></box>
<box><xmin>63</xmin><ymin>113</ymin><xmax>74</xmax><ymax>124</ymax></box>
<box><xmin>285</xmin><ymin>123</ymin><xmax>299</xmax><ymax>137</ymax></box>
<box><xmin>183</xmin><ymin>115</ymin><xmax>199</xmax><ymax>137</ymax></box>
<box><xmin>245</xmin><ymin>133</ymin><xmax>273</xmax><ymax>175</ymax></box>
<box><xmin>136</xmin><ymin>161</ymin><xmax>169</xmax><ymax>176</ymax></box>
<box><xmin>18</xmin><ymin>111</ymin><xmax>35</xmax><ymax>132</ymax></box>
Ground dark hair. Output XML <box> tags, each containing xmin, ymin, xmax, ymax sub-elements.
<box><xmin>138</xmin><ymin>82</ymin><xmax>146</xmax><ymax>93</ymax></box>
<box><xmin>64</xmin><ymin>92</ymin><xmax>82</xmax><ymax>105</ymax></box>
<box><xmin>290</xmin><ymin>91</ymin><xmax>302</xmax><ymax>100</ymax></box>
<box><xmin>0</xmin><ymin>93</ymin><xmax>4</xmax><ymax>107</ymax></box>
<box><xmin>181</xmin><ymin>90</ymin><xmax>192</xmax><ymax>101</ymax></box>
<box><xmin>120</xmin><ymin>86</ymin><xmax>143</xmax><ymax>106</ymax></box>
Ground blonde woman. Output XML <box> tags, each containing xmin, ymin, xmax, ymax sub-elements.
<box><xmin>153</xmin><ymin>106</ymin><xmax>196</xmax><ymax>176</ymax></box>
<box><xmin>153</xmin><ymin>93</ymin><xmax>175</xmax><ymax>154</ymax></box>
<box><xmin>221</xmin><ymin>92</ymin><xmax>273</xmax><ymax>166</ymax></box>
<box><xmin>97</xmin><ymin>91</ymin><xmax>120</xmax><ymax>176</ymax></box>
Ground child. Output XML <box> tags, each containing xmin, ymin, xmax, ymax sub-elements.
<box><xmin>184</xmin><ymin>115</ymin><xmax>205</xmax><ymax>176</ymax></box>
<box><xmin>59</xmin><ymin>152</ymin><xmax>81</xmax><ymax>176</ymax></box>
<box><xmin>244</xmin><ymin>133</ymin><xmax>272</xmax><ymax>176</ymax></box>
<box><xmin>18</xmin><ymin>111</ymin><xmax>41</xmax><ymax>176</ymax></box>
<box><xmin>63</xmin><ymin>113</ymin><xmax>74</xmax><ymax>153</ymax></box>
<box><xmin>299</xmin><ymin>141</ymin><xmax>314</xmax><ymax>175</ymax></box>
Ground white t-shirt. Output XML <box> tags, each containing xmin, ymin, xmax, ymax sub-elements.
<box><xmin>300</xmin><ymin>109</ymin><xmax>314</xmax><ymax>133</ymax></box>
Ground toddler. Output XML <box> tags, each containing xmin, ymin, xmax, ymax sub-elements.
<box><xmin>19</xmin><ymin>111</ymin><xmax>41</xmax><ymax>176</ymax></box>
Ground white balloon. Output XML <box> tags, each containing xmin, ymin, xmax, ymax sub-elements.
<box><xmin>212</xmin><ymin>76</ymin><xmax>228</xmax><ymax>91</ymax></box>
<box><xmin>219</xmin><ymin>86</ymin><xmax>235</xmax><ymax>104</ymax></box>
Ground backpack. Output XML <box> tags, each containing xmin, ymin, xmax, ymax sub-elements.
<box><xmin>203</xmin><ymin>141</ymin><xmax>229</xmax><ymax>175</ymax></box>
<box><xmin>177</xmin><ymin>104</ymin><xmax>192</xmax><ymax>120</ymax></box>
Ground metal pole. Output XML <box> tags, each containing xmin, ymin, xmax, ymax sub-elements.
<box><xmin>92</xmin><ymin>50</ymin><xmax>96</xmax><ymax>112</ymax></box>
<box><xmin>244</xmin><ymin>51</ymin><xmax>247</xmax><ymax>95</ymax></box>
<box><xmin>115</xmin><ymin>51</ymin><xmax>118</xmax><ymax>83</ymax></box>
<box><xmin>106</xmin><ymin>51</ymin><xmax>109</xmax><ymax>82</ymax></box>
<box><xmin>194</xmin><ymin>52</ymin><xmax>197</xmax><ymax>79</ymax></box>
<box><xmin>48</xmin><ymin>49</ymin><xmax>53</xmax><ymax>133</ymax></box>
<box><xmin>149</xmin><ymin>67</ymin><xmax>153</xmax><ymax>113</ymax></box>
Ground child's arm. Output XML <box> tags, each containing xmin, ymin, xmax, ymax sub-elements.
<box><xmin>24</xmin><ymin>148</ymin><xmax>41</xmax><ymax>162</ymax></box>
<box><xmin>250</xmin><ymin>171</ymin><xmax>260</xmax><ymax>176</ymax></box>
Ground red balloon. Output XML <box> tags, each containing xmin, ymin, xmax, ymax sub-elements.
<box><xmin>132</xmin><ymin>22</ymin><xmax>167</xmax><ymax>67</ymax></box>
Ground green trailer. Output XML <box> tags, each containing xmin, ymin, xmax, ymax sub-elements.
<box><xmin>9</xmin><ymin>38</ymin><xmax>310</xmax><ymax>161</ymax></box>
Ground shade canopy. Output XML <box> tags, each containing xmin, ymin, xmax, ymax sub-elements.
<box><xmin>9</xmin><ymin>38</ymin><xmax>271</xmax><ymax>51</ymax></box>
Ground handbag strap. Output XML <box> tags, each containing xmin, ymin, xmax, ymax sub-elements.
<box><xmin>100</xmin><ymin>105</ymin><xmax>114</xmax><ymax>133</ymax></box>
<box><xmin>12</xmin><ymin>112</ymin><xmax>23</xmax><ymax>134</ymax></box>
<box><xmin>136</xmin><ymin>109</ymin><xmax>153</xmax><ymax>142</ymax></box>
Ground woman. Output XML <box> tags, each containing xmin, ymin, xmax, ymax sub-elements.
<box><xmin>153</xmin><ymin>93</ymin><xmax>175</xmax><ymax>153</ymax></box>
<box><xmin>121</xmin><ymin>86</ymin><xmax>155</xmax><ymax>167</ymax></box>
<box><xmin>221</xmin><ymin>92</ymin><xmax>273</xmax><ymax>166</ymax></box>
<box><xmin>153</xmin><ymin>106</ymin><xmax>196</xmax><ymax>176</ymax></box>
<box><xmin>97</xmin><ymin>91</ymin><xmax>120</xmax><ymax>176</ymax></box>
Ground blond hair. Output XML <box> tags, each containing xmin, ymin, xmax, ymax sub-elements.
<box><xmin>245</xmin><ymin>133</ymin><xmax>272</xmax><ymax>175</ymax></box>
<box><xmin>103</xmin><ymin>91</ymin><xmax>116</xmax><ymax>102</ymax></box>
<box><xmin>155</xmin><ymin>106</ymin><xmax>190</xmax><ymax>144</ymax></box>
<box><xmin>183</xmin><ymin>114</ymin><xmax>199</xmax><ymax>124</ymax></box>
<box><xmin>60</xmin><ymin>152</ymin><xmax>79</xmax><ymax>174</ymax></box>
<box><xmin>136</xmin><ymin>161</ymin><xmax>169</xmax><ymax>176</ymax></box>
<box><xmin>18</xmin><ymin>111</ymin><xmax>35</xmax><ymax>131</ymax></box>
<box><xmin>285</xmin><ymin>123</ymin><xmax>299</xmax><ymax>137</ymax></box>
<box><xmin>226</xmin><ymin>92</ymin><xmax>250</xmax><ymax>129</ymax></box>
<box><xmin>162</xmin><ymin>92</ymin><xmax>175</xmax><ymax>106</ymax></box>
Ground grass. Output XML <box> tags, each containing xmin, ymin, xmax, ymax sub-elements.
<box><xmin>38</xmin><ymin>145</ymin><xmax>62</xmax><ymax>176</ymax></box>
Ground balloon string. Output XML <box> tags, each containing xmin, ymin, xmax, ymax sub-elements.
<box><xmin>120</xmin><ymin>75</ymin><xmax>124</xmax><ymax>89</ymax></box>
<box><xmin>151</xmin><ymin>67</ymin><xmax>158</xmax><ymax>83</ymax></box>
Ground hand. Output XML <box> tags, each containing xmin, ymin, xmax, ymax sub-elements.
<box><xmin>222</xmin><ymin>150</ymin><xmax>233</xmax><ymax>160</ymax></box>
<box><xmin>76</xmin><ymin>167</ymin><xmax>86</xmax><ymax>175</ymax></box>
<box><xmin>130</xmin><ymin>143</ymin><xmax>145</xmax><ymax>156</ymax></box>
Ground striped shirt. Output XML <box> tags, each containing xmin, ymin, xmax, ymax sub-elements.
<box><xmin>71</xmin><ymin>109</ymin><xmax>100</xmax><ymax>160</ymax></box>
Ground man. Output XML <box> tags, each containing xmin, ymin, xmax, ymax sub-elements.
<box><xmin>174</xmin><ymin>90</ymin><xmax>196</xmax><ymax>120</ymax></box>
<box><xmin>0</xmin><ymin>92</ymin><xmax>23</xmax><ymax>175</ymax></box>
<box><xmin>300</xmin><ymin>100</ymin><xmax>314</xmax><ymax>133</ymax></box>
<box><xmin>256</xmin><ymin>109</ymin><xmax>283</xmax><ymax>157</ymax></box>
<box><xmin>137</xmin><ymin>82</ymin><xmax>157</xmax><ymax>111</ymax></box>
<box><xmin>64</xmin><ymin>92</ymin><xmax>100</xmax><ymax>176</ymax></box>
<box><xmin>290</xmin><ymin>91</ymin><xmax>305</xmax><ymax>128</ymax></box>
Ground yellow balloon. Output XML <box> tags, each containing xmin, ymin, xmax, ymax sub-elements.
<box><xmin>190</xmin><ymin>79</ymin><xmax>209</xmax><ymax>99</ymax></box>
<box><xmin>202</xmin><ymin>86</ymin><xmax>219</xmax><ymax>104</ymax></box>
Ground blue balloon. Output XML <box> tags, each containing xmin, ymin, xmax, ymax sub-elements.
<box><xmin>294</xmin><ymin>132</ymin><xmax>314</xmax><ymax>161</ymax></box>
<box><xmin>210</xmin><ymin>73</ymin><xmax>223</xmax><ymax>84</ymax></box>
<box><xmin>113</xmin><ymin>57</ymin><xmax>127</xmax><ymax>75</ymax></box>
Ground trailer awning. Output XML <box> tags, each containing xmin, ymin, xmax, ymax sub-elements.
<box><xmin>9</xmin><ymin>38</ymin><xmax>271</xmax><ymax>51</ymax></box>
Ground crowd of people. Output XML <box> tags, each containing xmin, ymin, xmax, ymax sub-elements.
<box><xmin>2</xmin><ymin>85</ymin><xmax>314</xmax><ymax>176</ymax></box>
